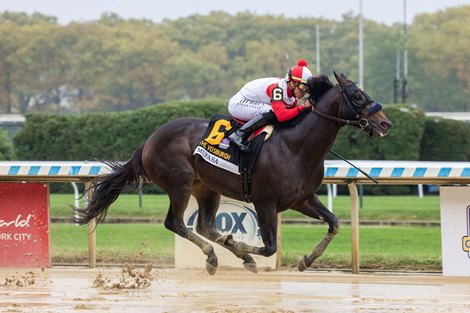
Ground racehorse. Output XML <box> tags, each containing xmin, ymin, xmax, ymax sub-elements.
<box><xmin>76</xmin><ymin>72</ymin><xmax>392</xmax><ymax>275</ymax></box>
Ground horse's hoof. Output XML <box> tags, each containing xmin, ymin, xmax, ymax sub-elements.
<box><xmin>243</xmin><ymin>260</ymin><xmax>258</xmax><ymax>274</ymax></box>
<box><xmin>206</xmin><ymin>260</ymin><xmax>217</xmax><ymax>275</ymax></box>
<box><xmin>298</xmin><ymin>255</ymin><xmax>309</xmax><ymax>272</ymax></box>
<box><xmin>206</xmin><ymin>255</ymin><xmax>218</xmax><ymax>275</ymax></box>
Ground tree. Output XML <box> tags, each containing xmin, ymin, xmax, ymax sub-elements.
<box><xmin>1</xmin><ymin>8</ymin><xmax>470</xmax><ymax>113</ymax></box>
<box><xmin>95</xmin><ymin>19</ymin><xmax>179</xmax><ymax>110</ymax></box>
<box><xmin>0</xmin><ymin>130</ymin><xmax>14</xmax><ymax>160</ymax></box>
<box><xmin>0</xmin><ymin>12</ymin><xmax>57</xmax><ymax>113</ymax></box>
<box><xmin>410</xmin><ymin>6</ymin><xmax>470</xmax><ymax>111</ymax></box>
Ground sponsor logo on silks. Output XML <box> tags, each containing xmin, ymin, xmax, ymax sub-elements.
<box><xmin>219</xmin><ymin>138</ymin><xmax>230</xmax><ymax>150</ymax></box>
<box><xmin>463</xmin><ymin>205</ymin><xmax>470</xmax><ymax>258</ymax></box>
<box><xmin>186</xmin><ymin>201</ymin><xmax>261</xmax><ymax>245</ymax></box>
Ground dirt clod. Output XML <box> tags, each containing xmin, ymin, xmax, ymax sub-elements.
<box><xmin>1</xmin><ymin>271</ymin><xmax>36</xmax><ymax>287</ymax></box>
<box><xmin>92</xmin><ymin>264</ymin><xmax>153</xmax><ymax>289</ymax></box>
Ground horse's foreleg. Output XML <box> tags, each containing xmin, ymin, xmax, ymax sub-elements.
<box><xmin>292</xmin><ymin>195</ymin><xmax>339</xmax><ymax>271</ymax></box>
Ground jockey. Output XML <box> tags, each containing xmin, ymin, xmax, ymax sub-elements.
<box><xmin>228</xmin><ymin>59</ymin><xmax>313</xmax><ymax>152</ymax></box>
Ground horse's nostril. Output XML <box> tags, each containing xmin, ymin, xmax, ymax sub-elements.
<box><xmin>381</xmin><ymin>121</ymin><xmax>392</xmax><ymax>131</ymax></box>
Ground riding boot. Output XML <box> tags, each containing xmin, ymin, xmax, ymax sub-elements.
<box><xmin>228</xmin><ymin>113</ymin><xmax>270</xmax><ymax>152</ymax></box>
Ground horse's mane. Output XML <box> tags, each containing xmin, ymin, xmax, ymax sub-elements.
<box><xmin>274</xmin><ymin>75</ymin><xmax>335</xmax><ymax>129</ymax></box>
<box><xmin>306</xmin><ymin>74</ymin><xmax>335</xmax><ymax>103</ymax></box>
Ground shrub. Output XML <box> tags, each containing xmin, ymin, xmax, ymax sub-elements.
<box><xmin>419</xmin><ymin>117</ymin><xmax>470</xmax><ymax>161</ymax></box>
<box><xmin>0</xmin><ymin>130</ymin><xmax>15</xmax><ymax>160</ymax></box>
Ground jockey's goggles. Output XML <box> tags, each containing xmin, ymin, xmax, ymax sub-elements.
<box><xmin>294</xmin><ymin>82</ymin><xmax>307</xmax><ymax>91</ymax></box>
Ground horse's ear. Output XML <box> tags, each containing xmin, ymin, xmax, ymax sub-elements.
<box><xmin>333</xmin><ymin>71</ymin><xmax>339</xmax><ymax>80</ymax></box>
<box><xmin>333</xmin><ymin>71</ymin><xmax>348</xmax><ymax>86</ymax></box>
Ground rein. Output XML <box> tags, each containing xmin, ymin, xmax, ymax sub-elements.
<box><xmin>329</xmin><ymin>150</ymin><xmax>379</xmax><ymax>184</ymax></box>
<box><xmin>312</xmin><ymin>84</ymin><xmax>380</xmax><ymax>132</ymax></box>
<box><xmin>310</xmin><ymin>82</ymin><xmax>381</xmax><ymax>184</ymax></box>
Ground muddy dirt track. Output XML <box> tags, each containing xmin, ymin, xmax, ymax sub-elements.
<box><xmin>1</xmin><ymin>267</ymin><xmax>469</xmax><ymax>312</ymax></box>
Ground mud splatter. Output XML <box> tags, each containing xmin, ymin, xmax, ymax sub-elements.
<box><xmin>92</xmin><ymin>264</ymin><xmax>154</xmax><ymax>289</ymax></box>
<box><xmin>1</xmin><ymin>271</ymin><xmax>36</xmax><ymax>287</ymax></box>
<box><xmin>74</xmin><ymin>303</ymin><xmax>95</xmax><ymax>310</ymax></box>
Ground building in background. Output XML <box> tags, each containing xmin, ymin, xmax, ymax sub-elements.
<box><xmin>0</xmin><ymin>114</ymin><xmax>25</xmax><ymax>139</ymax></box>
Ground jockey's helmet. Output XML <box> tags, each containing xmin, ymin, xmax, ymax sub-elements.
<box><xmin>287</xmin><ymin>59</ymin><xmax>313</xmax><ymax>84</ymax></box>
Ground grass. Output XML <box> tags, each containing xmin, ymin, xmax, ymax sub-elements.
<box><xmin>51</xmin><ymin>193</ymin><xmax>441</xmax><ymax>221</ymax></box>
<box><xmin>281</xmin><ymin>224</ymin><xmax>441</xmax><ymax>271</ymax></box>
<box><xmin>51</xmin><ymin>223</ymin><xmax>174</xmax><ymax>264</ymax></box>
<box><xmin>51</xmin><ymin>223</ymin><xmax>442</xmax><ymax>271</ymax></box>
<box><xmin>49</xmin><ymin>193</ymin><xmax>443</xmax><ymax>270</ymax></box>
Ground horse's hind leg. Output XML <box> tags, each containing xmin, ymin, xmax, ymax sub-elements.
<box><xmin>193</xmin><ymin>185</ymin><xmax>258</xmax><ymax>273</ymax></box>
<box><xmin>164</xmin><ymin>189</ymin><xmax>219</xmax><ymax>275</ymax></box>
<box><xmin>292</xmin><ymin>194</ymin><xmax>339</xmax><ymax>271</ymax></box>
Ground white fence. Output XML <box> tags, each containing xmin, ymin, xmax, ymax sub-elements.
<box><xmin>1</xmin><ymin>160</ymin><xmax>470</xmax><ymax>273</ymax></box>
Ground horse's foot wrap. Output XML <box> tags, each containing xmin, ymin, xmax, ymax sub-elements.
<box><xmin>310</xmin><ymin>232</ymin><xmax>335</xmax><ymax>261</ymax></box>
<box><xmin>299</xmin><ymin>231</ymin><xmax>337</xmax><ymax>272</ymax></box>
<box><xmin>234</xmin><ymin>241</ymin><xmax>259</xmax><ymax>254</ymax></box>
<box><xmin>233</xmin><ymin>241</ymin><xmax>248</xmax><ymax>253</ymax></box>
<box><xmin>201</xmin><ymin>244</ymin><xmax>214</xmax><ymax>256</ymax></box>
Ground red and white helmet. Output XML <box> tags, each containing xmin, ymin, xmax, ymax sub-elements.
<box><xmin>287</xmin><ymin>59</ymin><xmax>313</xmax><ymax>84</ymax></box>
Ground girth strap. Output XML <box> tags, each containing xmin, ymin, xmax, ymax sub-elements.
<box><xmin>240</xmin><ymin>165</ymin><xmax>252</xmax><ymax>203</ymax></box>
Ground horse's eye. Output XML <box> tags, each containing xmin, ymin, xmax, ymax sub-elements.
<box><xmin>354</xmin><ymin>92</ymin><xmax>365</xmax><ymax>102</ymax></box>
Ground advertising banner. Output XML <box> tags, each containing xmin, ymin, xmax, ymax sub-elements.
<box><xmin>175</xmin><ymin>196</ymin><xmax>279</xmax><ymax>270</ymax></box>
<box><xmin>440</xmin><ymin>186</ymin><xmax>470</xmax><ymax>276</ymax></box>
<box><xmin>0</xmin><ymin>183</ymin><xmax>50</xmax><ymax>268</ymax></box>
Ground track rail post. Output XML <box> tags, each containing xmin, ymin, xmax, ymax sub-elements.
<box><xmin>348</xmin><ymin>182</ymin><xmax>360</xmax><ymax>274</ymax></box>
<box><xmin>84</xmin><ymin>180</ymin><xmax>96</xmax><ymax>268</ymax></box>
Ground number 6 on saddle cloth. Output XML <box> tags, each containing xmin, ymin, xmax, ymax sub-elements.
<box><xmin>193</xmin><ymin>113</ymin><xmax>273</xmax><ymax>202</ymax></box>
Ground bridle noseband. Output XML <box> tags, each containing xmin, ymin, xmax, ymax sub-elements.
<box><xmin>312</xmin><ymin>82</ymin><xmax>382</xmax><ymax>133</ymax></box>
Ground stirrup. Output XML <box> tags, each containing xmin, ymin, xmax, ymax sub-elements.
<box><xmin>228</xmin><ymin>134</ymin><xmax>249</xmax><ymax>152</ymax></box>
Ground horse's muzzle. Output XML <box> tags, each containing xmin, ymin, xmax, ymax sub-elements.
<box><xmin>370</xmin><ymin>119</ymin><xmax>392</xmax><ymax>137</ymax></box>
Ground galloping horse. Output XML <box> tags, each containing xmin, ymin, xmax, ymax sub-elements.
<box><xmin>76</xmin><ymin>72</ymin><xmax>392</xmax><ymax>274</ymax></box>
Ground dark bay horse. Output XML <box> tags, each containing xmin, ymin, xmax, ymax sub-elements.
<box><xmin>76</xmin><ymin>72</ymin><xmax>392</xmax><ymax>274</ymax></box>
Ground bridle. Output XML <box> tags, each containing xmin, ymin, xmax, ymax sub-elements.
<box><xmin>312</xmin><ymin>82</ymin><xmax>382</xmax><ymax>133</ymax></box>
<box><xmin>311</xmin><ymin>81</ymin><xmax>383</xmax><ymax>184</ymax></box>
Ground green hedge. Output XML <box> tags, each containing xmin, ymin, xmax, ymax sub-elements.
<box><xmin>332</xmin><ymin>105</ymin><xmax>426</xmax><ymax>161</ymax></box>
<box><xmin>14</xmin><ymin>101</ymin><xmax>470</xmax><ymax>163</ymax></box>
<box><xmin>11</xmin><ymin>100</ymin><xmax>470</xmax><ymax>194</ymax></box>
<box><xmin>14</xmin><ymin>99</ymin><xmax>228</xmax><ymax>160</ymax></box>
<box><xmin>331</xmin><ymin>105</ymin><xmax>427</xmax><ymax>195</ymax></box>
<box><xmin>420</xmin><ymin>117</ymin><xmax>470</xmax><ymax>161</ymax></box>
<box><xmin>0</xmin><ymin>130</ymin><xmax>15</xmax><ymax>160</ymax></box>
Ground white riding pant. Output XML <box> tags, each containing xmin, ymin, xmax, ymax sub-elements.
<box><xmin>228</xmin><ymin>93</ymin><xmax>271</xmax><ymax>121</ymax></box>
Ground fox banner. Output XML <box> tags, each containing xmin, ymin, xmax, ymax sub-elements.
<box><xmin>175</xmin><ymin>196</ymin><xmax>279</xmax><ymax>270</ymax></box>
<box><xmin>0</xmin><ymin>183</ymin><xmax>50</xmax><ymax>268</ymax></box>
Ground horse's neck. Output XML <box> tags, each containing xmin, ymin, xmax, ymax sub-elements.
<box><xmin>284</xmin><ymin>89</ymin><xmax>342</xmax><ymax>163</ymax></box>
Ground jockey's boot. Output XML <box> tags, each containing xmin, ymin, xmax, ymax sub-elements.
<box><xmin>228</xmin><ymin>113</ymin><xmax>269</xmax><ymax>152</ymax></box>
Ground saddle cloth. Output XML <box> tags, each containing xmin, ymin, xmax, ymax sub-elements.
<box><xmin>193</xmin><ymin>113</ymin><xmax>272</xmax><ymax>174</ymax></box>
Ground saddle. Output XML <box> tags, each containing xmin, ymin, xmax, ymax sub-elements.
<box><xmin>193</xmin><ymin>113</ymin><xmax>273</xmax><ymax>202</ymax></box>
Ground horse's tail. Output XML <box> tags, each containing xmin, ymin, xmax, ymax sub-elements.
<box><xmin>75</xmin><ymin>144</ymin><xmax>147</xmax><ymax>225</ymax></box>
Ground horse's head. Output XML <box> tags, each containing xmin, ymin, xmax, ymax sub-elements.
<box><xmin>332</xmin><ymin>71</ymin><xmax>392</xmax><ymax>137</ymax></box>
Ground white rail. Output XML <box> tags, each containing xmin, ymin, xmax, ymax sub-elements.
<box><xmin>1</xmin><ymin>160</ymin><xmax>470</xmax><ymax>272</ymax></box>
